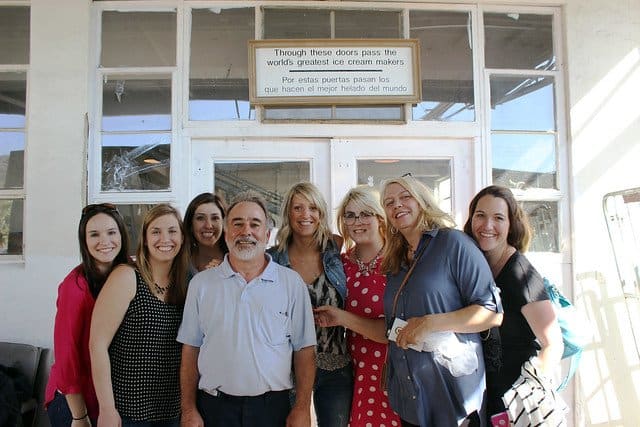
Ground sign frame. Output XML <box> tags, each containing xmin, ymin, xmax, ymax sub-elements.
<box><xmin>249</xmin><ymin>39</ymin><xmax>422</xmax><ymax>106</ymax></box>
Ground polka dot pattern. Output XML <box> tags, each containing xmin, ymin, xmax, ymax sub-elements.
<box><xmin>109</xmin><ymin>270</ymin><xmax>182</xmax><ymax>421</ymax></box>
<box><xmin>342</xmin><ymin>251</ymin><xmax>401</xmax><ymax>427</ymax></box>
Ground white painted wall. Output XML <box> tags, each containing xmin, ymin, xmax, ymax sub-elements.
<box><xmin>565</xmin><ymin>0</ymin><xmax>640</xmax><ymax>425</ymax></box>
<box><xmin>0</xmin><ymin>0</ymin><xmax>90</xmax><ymax>348</ymax></box>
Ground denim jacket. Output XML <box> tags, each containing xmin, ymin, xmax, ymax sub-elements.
<box><xmin>268</xmin><ymin>239</ymin><xmax>347</xmax><ymax>306</ymax></box>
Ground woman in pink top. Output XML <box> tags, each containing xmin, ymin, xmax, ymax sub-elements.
<box><xmin>45</xmin><ymin>204</ymin><xmax>130</xmax><ymax>426</ymax></box>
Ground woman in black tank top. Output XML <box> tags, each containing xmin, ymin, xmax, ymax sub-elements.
<box><xmin>90</xmin><ymin>204</ymin><xmax>190</xmax><ymax>427</ymax></box>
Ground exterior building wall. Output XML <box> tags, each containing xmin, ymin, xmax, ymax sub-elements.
<box><xmin>0</xmin><ymin>0</ymin><xmax>638</xmax><ymax>425</ymax></box>
<box><xmin>0</xmin><ymin>0</ymin><xmax>89</xmax><ymax>346</ymax></box>
<box><xmin>565</xmin><ymin>0</ymin><xmax>640</xmax><ymax>425</ymax></box>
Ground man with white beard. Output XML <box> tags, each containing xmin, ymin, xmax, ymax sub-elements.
<box><xmin>178</xmin><ymin>191</ymin><xmax>317</xmax><ymax>427</ymax></box>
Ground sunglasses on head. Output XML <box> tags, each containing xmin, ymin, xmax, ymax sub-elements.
<box><xmin>82</xmin><ymin>203</ymin><xmax>118</xmax><ymax>216</ymax></box>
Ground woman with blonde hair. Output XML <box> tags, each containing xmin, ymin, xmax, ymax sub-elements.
<box><xmin>90</xmin><ymin>204</ymin><xmax>190</xmax><ymax>427</ymax></box>
<box><xmin>269</xmin><ymin>182</ymin><xmax>352</xmax><ymax>427</ymax></box>
<box><xmin>380</xmin><ymin>176</ymin><xmax>502</xmax><ymax>427</ymax></box>
<box><xmin>315</xmin><ymin>185</ymin><xmax>400</xmax><ymax>427</ymax></box>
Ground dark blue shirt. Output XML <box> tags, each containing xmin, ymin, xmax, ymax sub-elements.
<box><xmin>384</xmin><ymin>228</ymin><xmax>501</xmax><ymax>426</ymax></box>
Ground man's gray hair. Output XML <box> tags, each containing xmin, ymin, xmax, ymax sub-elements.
<box><xmin>226</xmin><ymin>190</ymin><xmax>273</xmax><ymax>228</ymax></box>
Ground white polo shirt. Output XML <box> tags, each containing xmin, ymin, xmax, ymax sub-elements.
<box><xmin>177</xmin><ymin>254</ymin><xmax>316</xmax><ymax>397</ymax></box>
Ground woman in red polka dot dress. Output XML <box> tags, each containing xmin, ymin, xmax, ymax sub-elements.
<box><xmin>315</xmin><ymin>186</ymin><xmax>401</xmax><ymax>427</ymax></box>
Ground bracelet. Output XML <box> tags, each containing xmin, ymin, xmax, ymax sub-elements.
<box><xmin>72</xmin><ymin>413</ymin><xmax>88</xmax><ymax>421</ymax></box>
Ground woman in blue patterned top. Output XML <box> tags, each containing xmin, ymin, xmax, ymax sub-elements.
<box><xmin>90</xmin><ymin>204</ymin><xmax>190</xmax><ymax>427</ymax></box>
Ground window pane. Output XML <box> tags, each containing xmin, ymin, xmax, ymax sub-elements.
<box><xmin>335</xmin><ymin>10</ymin><xmax>400</xmax><ymax>38</ymax></box>
<box><xmin>491</xmin><ymin>76</ymin><xmax>555</xmax><ymax>131</ymax></box>
<box><xmin>484</xmin><ymin>13</ymin><xmax>555</xmax><ymax>70</ymax></box>
<box><xmin>0</xmin><ymin>72</ymin><xmax>26</xmax><ymax>128</ymax></box>
<box><xmin>603</xmin><ymin>188</ymin><xmax>640</xmax><ymax>295</ymax></box>
<box><xmin>0</xmin><ymin>7</ymin><xmax>29</xmax><ymax>64</ymax></box>
<box><xmin>492</xmin><ymin>133</ymin><xmax>556</xmax><ymax>190</ymax></box>
<box><xmin>523</xmin><ymin>201</ymin><xmax>558</xmax><ymax>252</ymax></box>
<box><xmin>357</xmin><ymin>159</ymin><xmax>452</xmax><ymax>214</ymax></box>
<box><xmin>410</xmin><ymin>10</ymin><xmax>475</xmax><ymax>122</ymax></box>
<box><xmin>189</xmin><ymin>8</ymin><xmax>254</xmax><ymax>121</ymax></box>
<box><xmin>0</xmin><ymin>198</ymin><xmax>23</xmax><ymax>255</ymax></box>
<box><xmin>214</xmin><ymin>162</ymin><xmax>310</xmax><ymax>230</ymax></box>
<box><xmin>101</xmin><ymin>133</ymin><xmax>170</xmax><ymax>191</ymax></box>
<box><xmin>264</xmin><ymin>9</ymin><xmax>331</xmax><ymax>39</ymax></box>
<box><xmin>102</xmin><ymin>75</ymin><xmax>171</xmax><ymax>132</ymax></box>
<box><xmin>263</xmin><ymin>106</ymin><xmax>332</xmax><ymax>120</ymax></box>
<box><xmin>0</xmin><ymin>132</ymin><xmax>24</xmax><ymax>189</ymax></box>
<box><xmin>335</xmin><ymin>105</ymin><xmax>402</xmax><ymax>120</ymax></box>
<box><xmin>101</xmin><ymin>11</ymin><xmax>176</xmax><ymax>67</ymax></box>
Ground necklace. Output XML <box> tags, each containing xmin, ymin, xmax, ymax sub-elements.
<box><xmin>153</xmin><ymin>282</ymin><xmax>172</xmax><ymax>295</ymax></box>
<box><xmin>354</xmin><ymin>247</ymin><xmax>383</xmax><ymax>276</ymax></box>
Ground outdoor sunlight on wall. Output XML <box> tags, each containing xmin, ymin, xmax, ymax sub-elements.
<box><xmin>571</xmin><ymin>48</ymin><xmax>640</xmax><ymax>178</ymax></box>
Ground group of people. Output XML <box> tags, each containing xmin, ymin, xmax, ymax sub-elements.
<box><xmin>44</xmin><ymin>175</ymin><xmax>565</xmax><ymax>427</ymax></box>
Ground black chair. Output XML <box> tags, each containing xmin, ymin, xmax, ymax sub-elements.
<box><xmin>0</xmin><ymin>342</ymin><xmax>42</xmax><ymax>427</ymax></box>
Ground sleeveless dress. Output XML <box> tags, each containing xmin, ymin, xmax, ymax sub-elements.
<box><xmin>342</xmin><ymin>250</ymin><xmax>401</xmax><ymax>427</ymax></box>
<box><xmin>108</xmin><ymin>270</ymin><xmax>183</xmax><ymax>421</ymax></box>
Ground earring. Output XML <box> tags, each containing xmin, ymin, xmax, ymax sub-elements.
<box><xmin>390</xmin><ymin>226</ymin><xmax>397</xmax><ymax>235</ymax></box>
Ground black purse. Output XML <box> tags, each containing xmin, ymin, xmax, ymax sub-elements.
<box><xmin>480</xmin><ymin>326</ymin><xmax>502</xmax><ymax>374</ymax></box>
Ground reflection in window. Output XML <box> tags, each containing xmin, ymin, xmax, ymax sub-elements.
<box><xmin>0</xmin><ymin>73</ymin><xmax>26</xmax><ymax>189</ymax></box>
<box><xmin>101</xmin><ymin>134</ymin><xmax>170</xmax><ymax>191</ymax></box>
<box><xmin>492</xmin><ymin>134</ymin><xmax>556</xmax><ymax>190</ymax></box>
<box><xmin>357</xmin><ymin>159</ymin><xmax>452</xmax><ymax>214</ymax></box>
<box><xmin>101</xmin><ymin>75</ymin><xmax>172</xmax><ymax>191</ymax></box>
<box><xmin>264</xmin><ymin>9</ymin><xmax>331</xmax><ymax>39</ymax></box>
<box><xmin>189</xmin><ymin>8</ymin><xmax>255</xmax><ymax>121</ymax></box>
<box><xmin>102</xmin><ymin>76</ymin><xmax>171</xmax><ymax>131</ymax></box>
<box><xmin>0</xmin><ymin>198</ymin><xmax>23</xmax><ymax>255</ymax></box>
<box><xmin>335</xmin><ymin>10</ymin><xmax>401</xmax><ymax>38</ymax></box>
<box><xmin>114</xmin><ymin>203</ymin><xmax>154</xmax><ymax>256</ymax></box>
<box><xmin>101</xmin><ymin>11</ymin><xmax>176</xmax><ymax>67</ymax></box>
<box><xmin>604</xmin><ymin>188</ymin><xmax>640</xmax><ymax>295</ymax></box>
<box><xmin>410</xmin><ymin>10</ymin><xmax>475</xmax><ymax>122</ymax></box>
<box><xmin>0</xmin><ymin>7</ymin><xmax>30</xmax><ymax>65</ymax></box>
<box><xmin>213</xmin><ymin>162</ymin><xmax>309</xmax><ymax>228</ymax></box>
<box><xmin>491</xmin><ymin>76</ymin><xmax>556</xmax><ymax>131</ymax></box>
<box><xmin>0</xmin><ymin>133</ymin><xmax>24</xmax><ymax>189</ymax></box>
<box><xmin>263</xmin><ymin>8</ymin><xmax>402</xmax><ymax>122</ymax></box>
<box><xmin>523</xmin><ymin>201</ymin><xmax>558</xmax><ymax>252</ymax></box>
<box><xmin>484</xmin><ymin>13</ymin><xmax>555</xmax><ymax>70</ymax></box>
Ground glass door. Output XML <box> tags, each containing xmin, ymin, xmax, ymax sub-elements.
<box><xmin>190</xmin><ymin>138</ymin><xmax>330</xmax><ymax>232</ymax></box>
<box><xmin>190</xmin><ymin>137</ymin><xmax>476</xmax><ymax>232</ymax></box>
<box><xmin>330</xmin><ymin>138</ymin><xmax>476</xmax><ymax>226</ymax></box>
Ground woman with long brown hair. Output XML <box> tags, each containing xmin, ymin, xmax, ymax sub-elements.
<box><xmin>45</xmin><ymin>204</ymin><xmax>130</xmax><ymax>426</ymax></box>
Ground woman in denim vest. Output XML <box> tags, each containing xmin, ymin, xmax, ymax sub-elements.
<box><xmin>269</xmin><ymin>182</ymin><xmax>352</xmax><ymax>427</ymax></box>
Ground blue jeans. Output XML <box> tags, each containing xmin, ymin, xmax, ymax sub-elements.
<box><xmin>47</xmin><ymin>392</ymin><xmax>97</xmax><ymax>427</ymax></box>
<box><xmin>313</xmin><ymin>364</ymin><xmax>353</xmax><ymax>427</ymax></box>
<box><xmin>121</xmin><ymin>417</ymin><xmax>180</xmax><ymax>427</ymax></box>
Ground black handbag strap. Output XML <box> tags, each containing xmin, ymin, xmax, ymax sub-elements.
<box><xmin>389</xmin><ymin>235</ymin><xmax>431</xmax><ymax>321</ymax></box>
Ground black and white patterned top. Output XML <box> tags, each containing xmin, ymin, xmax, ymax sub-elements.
<box><xmin>108</xmin><ymin>270</ymin><xmax>183</xmax><ymax>421</ymax></box>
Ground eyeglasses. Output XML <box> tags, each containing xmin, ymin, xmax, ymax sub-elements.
<box><xmin>343</xmin><ymin>211</ymin><xmax>375</xmax><ymax>226</ymax></box>
<box><xmin>82</xmin><ymin>203</ymin><xmax>118</xmax><ymax>216</ymax></box>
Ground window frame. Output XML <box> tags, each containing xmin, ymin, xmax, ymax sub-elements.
<box><xmin>0</xmin><ymin>2</ymin><xmax>29</xmax><ymax>260</ymax></box>
<box><xmin>480</xmin><ymin>5</ymin><xmax>569</xmax><ymax>261</ymax></box>
<box><xmin>88</xmin><ymin>3</ymin><xmax>183</xmax><ymax>206</ymax></box>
